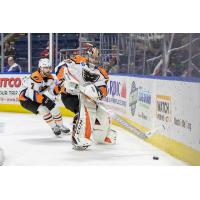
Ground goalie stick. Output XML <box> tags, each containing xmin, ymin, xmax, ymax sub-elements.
<box><xmin>79</xmin><ymin>88</ymin><xmax>165</xmax><ymax>139</ymax></box>
<box><xmin>62</xmin><ymin>68</ymin><xmax>164</xmax><ymax>140</ymax></box>
<box><xmin>98</xmin><ymin>102</ymin><xmax>165</xmax><ymax>139</ymax></box>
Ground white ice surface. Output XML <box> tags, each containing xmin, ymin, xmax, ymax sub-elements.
<box><xmin>0</xmin><ymin>112</ymin><xmax>187</xmax><ymax>166</ymax></box>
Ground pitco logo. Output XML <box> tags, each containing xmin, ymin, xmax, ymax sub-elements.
<box><xmin>0</xmin><ymin>78</ymin><xmax>22</xmax><ymax>88</ymax></box>
<box><xmin>156</xmin><ymin>95</ymin><xmax>171</xmax><ymax>123</ymax></box>
<box><xmin>108</xmin><ymin>80</ymin><xmax>126</xmax><ymax>98</ymax></box>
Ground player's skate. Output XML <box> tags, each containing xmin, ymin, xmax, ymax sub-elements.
<box><xmin>72</xmin><ymin>135</ymin><xmax>92</xmax><ymax>150</ymax></box>
<box><xmin>104</xmin><ymin>129</ymin><xmax>117</xmax><ymax>144</ymax></box>
<box><xmin>52</xmin><ymin>125</ymin><xmax>62</xmax><ymax>137</ymax></box>
<box><xmin>59</xmin><ymin>125</ymin><xmax>71</xmax><ymax>135</ymax></box>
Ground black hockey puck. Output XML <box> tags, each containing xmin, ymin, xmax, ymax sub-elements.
<box><xmin>153</xmin><ymin>156</ymin><xmax>159</xmax><ymax>160</ymax></box>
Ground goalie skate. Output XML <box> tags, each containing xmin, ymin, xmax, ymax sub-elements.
<box><xmin>72</xmin><ymin>135</ymin><xmax>92</xmax><ymax>150</ymax></box>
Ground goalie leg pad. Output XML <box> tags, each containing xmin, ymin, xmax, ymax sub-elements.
<box><xmin>72</xmin><ymin>98</ymin><xmax>96</xmax><ymax>150</ymax></box>
<box><xmin>93</xmin><ymin>106</ymin><xmax>117</xmax><ymax>144</ymax></box>
<box><xmin>93</xmin><ymin>129</ymin><xmax>117</xmax><ymax>144</ymax></box>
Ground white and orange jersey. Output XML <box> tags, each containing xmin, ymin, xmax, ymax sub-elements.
<box><xmin>19</xmin><ymin>70</ymin><xmax>60</xmax><ymax>103</ymax></box>
<box><xmin>55</xmin><ymin>58</ymin><xmax>109</xmax><ymax>97</ymax></box>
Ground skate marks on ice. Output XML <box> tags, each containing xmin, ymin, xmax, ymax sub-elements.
<box><xmin>67</xmin><ymin>131</ymin><xmax>186</xmax><ymax>166</ymax></box>
<box><xmin>20</xmin><ymin>137</ymin><xmax>71</xmax><ymax>145</ymax></box>
<box><xmin>0</xmin><ymin>113</ymin><xmax>186</xmax><ymax>166</ymax></box>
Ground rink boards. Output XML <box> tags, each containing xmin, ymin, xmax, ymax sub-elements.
<box><xmin>0</xmin><ymin>73</ymin><xmax>200</xmax><ymax>165</ymax></box>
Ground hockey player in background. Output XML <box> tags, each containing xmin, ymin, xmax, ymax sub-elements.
<box><xmin>55</xmin><ymin>47</ymin><xmax>117</xmax><ymax>150</ymax></box>
<box><xmin>18</xmin><ymin>58</ymin><xmax>70</xmax><ymax>137</ymax></box>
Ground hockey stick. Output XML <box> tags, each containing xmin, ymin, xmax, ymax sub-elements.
<box><xmin>62</xmin><ymin>71</ymin><xmax>164</xmax><ymax>140</ymax></box>
<box><xmin>79</xmin><ymin>88</ymin><xmax>165</xmax><ymax>139</ymax></box>
<box><xmin>99</xmin><ymin>103</ymin><xmax>165</xmax><ymax>139</ymax></box>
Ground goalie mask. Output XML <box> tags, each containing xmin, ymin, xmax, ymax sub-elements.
<box><xmin>38</xmin><ymin>58</ymin><xmax>52</xmax><ymax>77</ymax></box>
<box><xmin>85</xmin><ymin>49</ymin><xmax>99</xmax><ymax>72</ymax></box>
<box><xmin>87</xmin><ymin>47</ymin><xmax>99</xmax><ymax>59</ymax></box>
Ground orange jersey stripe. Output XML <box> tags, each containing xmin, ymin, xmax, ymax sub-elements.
<box><xmin>60</xmin><ymin>86</ymin><xmax>66</xmax><ymax>93</ymax></box>
<box><xmin>99</xmin><ymin>86</ymin><xmax>107</xmax><ymax>97</ymax></box>
<box><xmin>47</xmin><ymin>74</ymin><xmax>54</xmax><ymax>80</ymax></box>
<box><xmin>31</xmin><ymin>70</ymin><xmax>43</xmax><ymax>83</ymax></box>
<box><xmin>18</xmin><ymin>92</ymin><xmax>27</xmax><ymax>101</ymax></box>
<box><xmin>53</xmin><ymin>85</ymin><xmax>60</xmax><ymax>95</ymax></box>
<box><xmin>71</xmin><ymin>55</ymin><xmax>88</xmax><ymax>64</ymax></box>
<box><xmin>56</xmin><ymin>66</ymin><xmax>65</xmax><ymax>80</ymax></box>
<box><xmin>84</xmin><ymin>106</ymin><xmax>91</xmax><ymax>139</ymax></box>
<box><xmin>98</xmin><ymin>66</ymin><xmax>109</xmax><ymax>79</ymax></box>
<box><xmin>104</xmin><ymin>137</ymin><xmax>112</xmax><ymax>143</ymax></box>
<box><xmin>35</xmin><ymin>93</ymin><xmax>44</xmax><ymax>104</ymax></box>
